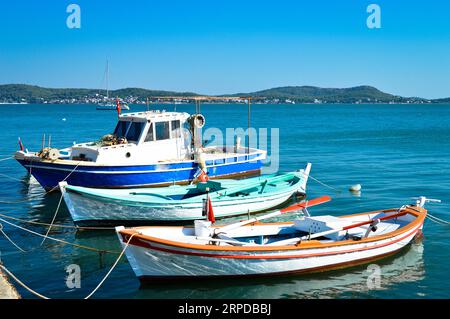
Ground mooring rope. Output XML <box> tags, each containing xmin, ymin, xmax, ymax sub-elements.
<box><xmin>0</xmin><ymin>264</ymin><xmax>49</xmax><ymax>299</ymax></box>
<box><xmin>84</xmin><ymin>233</ymin><xmax>137</xmax><ymax>299</ymax></box>
<box><xmin>0</xmin><ymin>172</ymin><xmax>26</xmax><ymax>183</ymax></box>
<box><xmin>427</xmin><ymin>213</ymin><xmax>450</xmax><ymax>225</ymax></box>
<box><xmin>0</xmin><ymin>233</ymin><xmax>136</xmax><ymax>300</ymax></box>
<box><xmin>0</xmin><ymin>162</ymin><xmax>81</xmax><ymax>204</ymax></box>
<box><xmin>0</xmin><ymin>217</ymin><xmax>120</xmax><ymax>254</ymax></box>
<box><xmin>0</xmin><ymin>212</ymin><xmax>114</xmax><ymax>230</ymax></box>
<box><xmin>301</xmin><ymin>171</ymin><xmax>342</xmax><ymax>193</ymax></box>
<box><xmin>0</xmin><ymin>223</ymin><xmax>26</xmax><ymax>252</ymax></box>
<box><xmin>40</xmin><ymin>193</ymin><xmax>64</xmax><ymax>245</ymax></box>
<box><xmin>0</xmin><ymin>156</ymin><xmax>13</xmax><ymax>162</ymax></box>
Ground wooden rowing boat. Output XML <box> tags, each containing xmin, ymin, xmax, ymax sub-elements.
<box><xmin>116</xmin><ymin>196</ymin><xmax>437</xmax><ymax>281</ymax></box>
<box><xmin>59</xmin><ymin>164</ymin><xmax>311</xmax><ymax>226</ymax></box>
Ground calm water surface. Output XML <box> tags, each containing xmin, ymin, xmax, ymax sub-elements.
<box><xmin>0</xmin><ymin>103</ymin><xmax>449</xmax><ymax>298</ymax></box>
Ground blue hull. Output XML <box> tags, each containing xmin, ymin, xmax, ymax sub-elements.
<box><xmin>17</xmin><ymin>154</ymin><xmax>263</xmax><ymax>190</ymax></box>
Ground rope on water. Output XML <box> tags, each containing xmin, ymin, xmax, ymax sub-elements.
<box><xmin>0</xmin><ymin>223</ymin><xmax>26</xmax><ymax>252</ymax></box>
<box><xmin>0</xmin><ymin>264</ymin><xmax>49</xmax><ymax>299</ymax></box>
<box><xmin>84</xmin><ymin>233</ymin><xmax>136</xmax><ymax>299</ymax></box>
<box><xmin>427</xmin><ymin>213</ymin><xmax>450</xmax><ymax>225</ymax></box>
<box><xmin>301</xmin><ymin>171</ymin><xmax>342</xmax><ymax>193</ymax></box>
<box><xmin>0</xmin><ymin>233</ymin><xmax>136</xmax><ymax>300</ymax></box>
<box><xmin>0</xmin><ymin>172</ymin><xmax>24</xmax><ymax>183</ymax></box>
<box><xmin>0</xmin><ymin>217</ymin><xmax>120</xmax><ymax>254</ymax></box>
<box><xmin>0</xmin><ymin>212</ymin><xmax>114</xmax><ymax>230</ymax></box>
<box><xmin>0</xmin><ymin>162</ymin><xmax>81</xmax><ymax>204</ymax></box>
<box><xmin>0</xmin><ymin>156</ymin><xmax>13</xmax><ymax>162</ymax></box>
<box><xmin>40</xmin><ymin>193</ymin><xmax>64</xmax><ymax>245</ymax></box>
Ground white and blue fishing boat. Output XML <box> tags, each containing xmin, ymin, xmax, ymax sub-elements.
<box><xmin>58</xmin><ymin>164</ymin><xmax>311</xmax><ymax>226</ymax></box>
<box><xmin>15</xmin><ymin>110</ymin><xmax>266</xmax><ymax>190</ymax></box>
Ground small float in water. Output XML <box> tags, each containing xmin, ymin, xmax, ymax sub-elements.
<box><xmin>59</xmin><ymin>163</ymin><xmax>311</xmax><ymax>226</ymax></box>
<box><xmin>116</xmin><ymin>196</ymin><xmax>438</xmax><ymax>281</ymax></box>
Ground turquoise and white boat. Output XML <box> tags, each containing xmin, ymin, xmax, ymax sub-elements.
<box><xmin>59</xmin><ymin>164</ymin><xmax>311</xmax><ymax>226</ymax></box>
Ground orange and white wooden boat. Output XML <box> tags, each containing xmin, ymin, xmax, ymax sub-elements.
<box><xmin>116</xmin><ymin>196</ymin><xmax>438</xmax><ymax>281</ymax></box>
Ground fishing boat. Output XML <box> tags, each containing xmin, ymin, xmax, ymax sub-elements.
<box><xmin>14</xmin><ymin>109</ymin><xmax>266</xmax><ymax>190</ymax></box>
<box><xmin>116</xmin><ymin>196</ymin><xmax>439</xmax><ymax>281</ymax></box>
<box><xmin>59</xmin><ymin>164</ymin><xmax>311</xmax><ymax>226</ymax></box>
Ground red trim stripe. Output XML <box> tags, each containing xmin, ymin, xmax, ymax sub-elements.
<box><xmin>125</xmin><ymin>223</ymin><xmax>421</xmax><ymax>260</ymax></box>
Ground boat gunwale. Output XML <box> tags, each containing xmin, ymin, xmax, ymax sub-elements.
<box><xmin>63</xmin><ymin>173</ymin><xmax>304</xmax><ymax>205</ymax></box>
<box><xmin>15</xmin><ymin>147</ymin><xmax>267</xmax><ymax>168</ymax></box>
<box><xmin>118</xmin><ymin>206</ymin><xmax>426</xmax><ymax>252</ymax></box>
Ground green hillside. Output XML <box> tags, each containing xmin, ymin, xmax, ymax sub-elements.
<box><xmin>0</xmin><ymin>84</ymin><xmax>444</xmax><ymax>104</ymax></box>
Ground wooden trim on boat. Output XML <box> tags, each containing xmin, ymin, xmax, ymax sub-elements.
<box><xmin>119</xmin><ymin>206</ymin><xmax>426</xmax><ymax>253</ymax></box>
<box><xmin>121</xmin><ymin>223</ymin><xmax>422</xmax><ymax>260</ymax></box>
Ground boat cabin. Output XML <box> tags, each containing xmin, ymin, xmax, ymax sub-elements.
<box><xmin>70</xmin><ymin>110</ymin><xmax>191</xmax><ymax>164</ymax></box>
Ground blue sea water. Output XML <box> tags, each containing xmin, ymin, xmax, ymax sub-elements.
<box><xmin>0</xmin><ymin>103</ymin><xmax>449</xmax><ymax>299</ymax></box>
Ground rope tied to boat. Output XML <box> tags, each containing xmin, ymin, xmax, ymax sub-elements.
<box><xmin>0</xmin><ymin>217</ymin><xmax>120</xmax><ymax>254</ymax></box>
<box><xmin>0</xmin><ymin>156</ymin><xmax>13</xmax><ymax>162</ymax></box>
<box><xmin>426</xmin><ymin>213</ymin><xmax>450</xmax><ymax>225</ymax></box>
<box><xmin>0</xmin><ymin>233</ymin><xmax>136</xmax><ymax>299</ymax></box>
<box><xmin>84</xmin><ymin>232</ymin><xmax>137</xmax><ymax>299</ymax></box>
<box><xmin>0</xmin><ymin>222</ymin><xmax>26</xmax><ymax>252</ymax></box>
<box><xmin>40</xmin><ymin>192</ymin><xmax>64</xmax><ymax>245</ymax></box>
<box><xmin>301</xmin><ymin>171</ymin><xmax>342</xmax><ymax>193</ymax></box>
<box><xmin>0</xmin><ymin>264</ymin><xmax>49</xmax><ymax>299</ymax></box>
<box><xmin>0</xmin><ymin>161</ymin><xmax>81</xmax><ymax>204</ymax></box>
<box><xmin>0</xmin><ymin>211</ymin><xmax>114</xmax><ymax>230</ymax></box>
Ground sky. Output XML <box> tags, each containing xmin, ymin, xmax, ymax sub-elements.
<box><xmin>0</xmin><ymin>0</ymin><xmax>449</xmax><ymax>98</ymax></box>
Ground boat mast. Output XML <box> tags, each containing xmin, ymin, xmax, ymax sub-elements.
<box><xmin>247</xmin><ymin>97</ymin><xmax>251</xmax><ymax>154</ymax></box>
<box><xmin>106</xmin><ymin>60</ymin><xmax>109</xmax><ymax>99</ymax></box>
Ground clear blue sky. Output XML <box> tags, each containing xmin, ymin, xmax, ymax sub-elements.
<box><xmin>0</xmin><ymin>0</ymin><xmax>449</xmax><ymax>98</ymax></box>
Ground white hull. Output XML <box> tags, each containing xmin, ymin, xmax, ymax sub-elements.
<box><xmin>63</xmin><ymin>187</ymin><xmax>300</xmax><ymax>224</ymax></box>
<box><xmin>116</xmin><ymin>204</ymin><xmax>428</xmax><ymax>280</ymax></box>
<box><xmin>120</xmin><ymin>224</ymin><xmax>421</xmax><ymax>279</ymax></box>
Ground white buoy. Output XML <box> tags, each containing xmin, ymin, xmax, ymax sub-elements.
<box><xmin>349</xmin><ymin>184</ymin><xmax>362</xmax><ymax>192</ymax></box>
<box><xmin>62</xmin><ymin>118</ymin><xmax>66</xmax><ymax>121</ymax></box>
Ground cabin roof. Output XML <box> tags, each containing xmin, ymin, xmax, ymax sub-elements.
<box><xmin>119</xmin><ymin>110</ymin><xmax>190</xmax><ymax>122</ymax></box>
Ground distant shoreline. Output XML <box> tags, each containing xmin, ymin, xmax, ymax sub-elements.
<box><xmin>1</xmin><ymin>84</ymin><xmax>448</xmax><ymax>105</ymax></box>
<box><xmin>1</xmin><ymin>102</ymin><xmax>449</xmax><ymax>106</ymax></box>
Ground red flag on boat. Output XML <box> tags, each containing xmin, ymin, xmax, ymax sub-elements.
<box><xmin>18</xmin><ymin>137</ymin><xmax>24</xmax><ymax>151</ymax></box>
<box><xmin>116</xmin><ymin>98</ymin><xmax>121</xmax><ymax>116</ymax></box>
<box><xmin>207</xmin><ymin>196</ymin><xmax>215</xmax><ymax>224</ymax></box>
<box><xmin>202</xmin><ymin>194</ymin><xmax>215</xmax><ymax>224</ymax></box>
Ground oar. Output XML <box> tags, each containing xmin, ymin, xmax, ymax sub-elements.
<box><xmin>216</xmin><ymin>195</ymin><xmax>331</xmax><ymax>235</ymax></box>
<box><xmin>267</xmin><ymin>209</ymin><xmax>410</xmax><ymax>246</ymax></box>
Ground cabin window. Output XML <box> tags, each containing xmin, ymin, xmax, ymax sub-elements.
<box><xmin>113</xmin><ymin>121</ymin><xmax>131</xmax><ymax>138</ymax></box>
<box><xmin>144</xmin><ymin>123</ymin><xmax>154</xmax><ymax>142</ymax></box>
<box><xmin>126</xmin><ymin>122</ymin><xmax>144</xmax><ymax>143</ymax></box>
<box><xmin>155</xmin><ymin>122</ymin><xmax>170</xmax><ymax>140</ymax></box>
<box><xmin>171</xmin><ymin>120</ymin><xmax>181</xmax><ymax>138</ymax></box>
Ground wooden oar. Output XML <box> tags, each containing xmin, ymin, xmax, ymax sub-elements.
<box><xmin>216</xmin><ymin>195</ymin><xmax>331</xmax><ymax>235</ymax></box>
<box><xmin>267</xmin><ymin>209</ymin><xmax>410</xmax><ymax>246</ymax></box>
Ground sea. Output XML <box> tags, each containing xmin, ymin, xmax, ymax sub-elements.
<box><xmin>0</xmin><ymin>103</ymin><xmax>449</xmax><ymax>299</ymax></box>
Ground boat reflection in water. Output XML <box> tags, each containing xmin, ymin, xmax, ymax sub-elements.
<box><xmin>136</xmin><ymin>242</ymin><xmax>425</xmax><ymax>299</ymax></box>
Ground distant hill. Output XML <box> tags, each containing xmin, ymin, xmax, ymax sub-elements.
<box><xmin>0</xmin><ymin>84</ymin><xmax>446</xmax><ymax>104</ymax></box>
<box><xmin>0</xmin><ymin>84</ymin><xmax>198</xmax><ymax>103</ymax></box>
<box><xmin>233</xmin><ymin>85</ymin><xmax>427</xmax><ymax>103</ymax></box>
